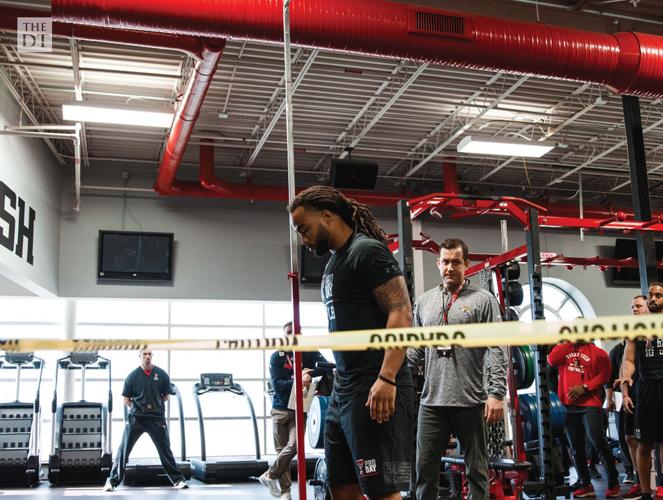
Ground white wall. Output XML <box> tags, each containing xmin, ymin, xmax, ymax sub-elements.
<box><xmin>58</xmin><ymin>186</ymin><xmax>640</xmax><ymax>316</ymax></box>
<box><xmin>59</xmin><ymin>190</ymin><xmax>396</xmax><ymax>301</ymax></box>
<box><xmin>0</xmin><ymin>85</ymin><xmax>62</xmax><ymax>296</ymax></box>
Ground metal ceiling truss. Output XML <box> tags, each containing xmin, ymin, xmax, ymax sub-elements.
<box><xmin>383</xmin><ymin>71</ymin><xmax>531</xmax><ymax>178</ymax></box>
<box><xmin>240</xmin><ymin>47</ymin><xmax>319</xmax><ymax>169</ymax></box>
<box><xmin>548</xmin><ymin>101</ymin><xmax>663</xmax><ymax>185</ymax></box>
<box><xmin>0</xmin><ymin>44</ymin><xmax>67</xmax><ymax>164</ymax></box>
<box><xmin>310</xmin><ymin>59</ymin><xmax>429</xmax><ymax>173</ymax></box>
<box><xmin>479</xmin><ymin>83</ymin><xmax>607</xmax><ymax>181</ymax></box>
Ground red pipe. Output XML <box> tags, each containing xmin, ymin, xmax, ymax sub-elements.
<box><xmin>0</xmin><ymin>5</ymin><xmax>408</xmax><ymax>205</ymax></box>
<box><xmin>52</xmin><ymin>0</ymin><xmax>663</xmax><ymax>98</ymax></box>
<box><xmin>155</xmin><ymin>42</ymin><xmax>225</xmax><ymax>194</ymax></box>
<box><xmin>198</xmin><ymin>144</ymin><xmax>406</xmax><ymax>205</ymax></box>
<box><xmin>0</xmin><ymin>7</ymin><xmax>204</xmax><ymax>58</ymax></box>
<box><xmin>442</xmin><ymin>159</ymin><xmax>459</xmax><ymax>194</ymax></box>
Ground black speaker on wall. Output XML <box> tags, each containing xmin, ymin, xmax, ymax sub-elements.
<box><xmin>330</xmin><ymin>159</ymin><xmax>379</xmax><ymax>190</ymax></box>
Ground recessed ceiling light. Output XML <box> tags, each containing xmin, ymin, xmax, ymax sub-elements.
<box><xmin>457</xmin><ymin>135</ymin><xmax>555</xmax><ymax>158</ymax></box>
<box><xmin>62</xmin><ymin>104</ymin><xmax>173</xmax><ymax>128</ymax></box>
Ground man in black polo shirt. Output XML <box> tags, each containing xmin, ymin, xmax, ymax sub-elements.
<box><xmin>620</xmin><ymin>283</ymin><xmax>663</xmax><ymax>500</ymax></box>
<box><xmin>289</xmin><ymin>186</ymin><xmax>414</xmax><ymax>500</ymax></box>
<box><xmin>103</xmin><ymin>349</ymin><xmax>187</xmax><ymax>491</ymax></box>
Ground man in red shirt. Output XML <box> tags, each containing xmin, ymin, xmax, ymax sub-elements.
<box><xmin>548</xmin><ymin>340</ymin><xmax>619</xmax><ymax>498</ymax></box>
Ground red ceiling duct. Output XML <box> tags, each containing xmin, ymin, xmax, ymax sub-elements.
<box><xmin>154</xmin><ymin>42</ymin><xmax>225</xmax><ymax>195</ymax></box>
<box><xmin>442</xmin><ymin>159</ymin><xmax>459</xmax><ymax>194</ymax></box>
<box><xmin>197</xmin><ymin>144</ymin><xmax>406</xmax><ymax>206</ymax></box>
<box><xmin>52</xmin><ymin>0</ymin><xmax>663</xmax><ymax>98</ymax></box>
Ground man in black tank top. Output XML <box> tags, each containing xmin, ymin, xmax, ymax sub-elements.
<box><xmin>620</xmin><ymin>283</ymin><xmax>663</xmax><ymax>500</ymax></box>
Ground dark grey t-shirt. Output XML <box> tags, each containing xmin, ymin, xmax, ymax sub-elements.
<box><xmin>122</xmin><ymin>365</ymin><xmax>172</xmax><ymax>417</ymax></box>
<box><xmin>321</xmin><ymin>232</ymin><xmax>412</xmax><ymax>398</ymax></box>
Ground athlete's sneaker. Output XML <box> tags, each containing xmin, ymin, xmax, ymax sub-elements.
<box><xmin>280</xmin><ymin>492</ymin><xmax>292</xmax><ymax>500</ymax></box>
<box><xmin>258</xmin><ymin>472</ymin><xmax>281</xmax><ymax>498</ymax></box>
<box><xmin>572</xmin><ymin>483</ymin><xmax>596</xmax><ymax>498</ymax></box>
<box><xmin>623</xmin><ymin>483</ymin><xmax>643</xmax><ymax>498</ymax></box>
<box><xmin>102</xmin><ymin>480</ymin><xmax>115</xmax><ymax>492</ymax></box>
<box><xmin>173</xmin><ymin>480</ymin><xmax>189</xmax><ymax>489</ymax></box>
<box><xmin>624</xmin><ymin>471</ymin><xmax>636</xmax><ymax>484</ymax></box>
<box><xmin>606</xmin><ymin>483</ymin><xmax>621</xmax><ymax>498</ymax></box>
<box><xmin>655</xmin><ymin>485</ymin><xmax>663</xmax><ymax>498</ymax></box>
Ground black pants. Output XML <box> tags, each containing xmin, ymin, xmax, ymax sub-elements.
<box><xmin>564</xmin><ymin>406</ymin><xmax>618</xmax><ymax>486</ymax></box>
<box><xmin>108</xmin><ymin>415</ymin><xmax>183</xmax><ymax>486</ymax></box>
<box><xmin>615</xmin><ymin>409</ymin><xmax>634</xmax><ymax>474</ymax></box>
<box><xmin>415</xmin><ymin>404</ymin><xmax>489</xmax><ymax>500</ymax></box>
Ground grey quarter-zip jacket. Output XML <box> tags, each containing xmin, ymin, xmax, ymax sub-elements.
<box><xmin>407</xmin><ymin>281</ymin><xmax>508</xmax><ymax>407</ymax></box>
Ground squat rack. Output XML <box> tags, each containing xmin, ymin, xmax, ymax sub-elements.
<box><xmin>391</xmin><ymin>183</ymin><xmax>663</xmax><ymax>498</ymax></box>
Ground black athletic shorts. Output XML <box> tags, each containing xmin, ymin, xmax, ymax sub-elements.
<box><xmin>634</xmin><ymin>378</ymin><xmax>663</xmax><ymax>444</ymax></box>
<box><xmin>324</xmin><ymin>383</ymin><xmax>414</xmax><ymax>496</ymax></box>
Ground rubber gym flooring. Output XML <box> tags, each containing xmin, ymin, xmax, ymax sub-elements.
<box><xmin>0</xmin><ymin>469</ymin><xmax>623</xmax><ymax>499</ymax></box>
<box><xmin>0</xmin><ymin>480</ymin><xmax>318</xmax><ymax>498</ymax></box>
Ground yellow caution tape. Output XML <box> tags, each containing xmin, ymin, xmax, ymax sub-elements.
<box><xmin>0</xmin><ymin>314</ymin><xmax>660</xmax><ymax>353</ymax></box>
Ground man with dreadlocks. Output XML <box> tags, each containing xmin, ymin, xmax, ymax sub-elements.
<box><xmin>288</xmin><ymin>186</ymin><xmax>414</xmax><ymax>500</ymax></box>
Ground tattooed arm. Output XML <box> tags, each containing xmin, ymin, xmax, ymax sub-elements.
<box><xmin>366</xmin><ymin>275</ymin><xmax>413</xmax><ymax>423</ymax></box>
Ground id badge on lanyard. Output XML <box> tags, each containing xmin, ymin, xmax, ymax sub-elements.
<box><xmin>437</xmin><ymin>281</ymin><xmax>466</xmax><ymax>358</ymax></box>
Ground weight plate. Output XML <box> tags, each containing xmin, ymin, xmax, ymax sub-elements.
<box><xmin>520</xmin><ymin>346</ymin><xmax>536</xmax><ymax>389</ymax></box>
<box><xmin>511</xmin><ymin>347</ymin><xmax>527</xmax><ymax>389</ymax></box>
<box><xmin>507</xmin><ymin>281</ymin><xmax>524</xmax><ymax>306</ymax></box>
<box><xmin>307</xmin><ymin>396</ymin><xmax>330</xmax><ymax>449</ymax></box>
<box><xmin>519</xmin><ymin>393</ymin><xmax>538</xmax><ymax>442</ymax></box>
<box><xmin>549</xmin><ymin>392</ymin><xmax>566</xmax><ymax>435</ymax></box>
<box><xmin>313</xmin><ymin>457</ymin><xmax>331</xmax><ymax>500</ymax></box>
<box><xmin>506</xmin><ymin>261</ymin><xmax>521</xmax><ymax>280</ymax></box>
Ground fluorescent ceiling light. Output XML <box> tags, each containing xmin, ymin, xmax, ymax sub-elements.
<box><xmin>457</xmin><ymin>135</ymin><xmax>555</xmax><ymax>158</ymax></box>
<box><xmin>62</xmin><ymin>104</ymin><xmax>173</xmax><ymax>128</ymax></box>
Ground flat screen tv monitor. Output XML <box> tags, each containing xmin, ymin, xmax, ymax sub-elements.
<box><xmin>300</xmin><ymin>246</ymin><xmax>331</xmax><ymax>285</ymax></box>
<box><xmin>97</xmin><ymin>230</ymin><xmax>174</xmax><ymax>284</ymax></box>
<box><xmin>611</xmin><ymin>238</ymin><xmax>663</xmax><ymax>286</ymax></box>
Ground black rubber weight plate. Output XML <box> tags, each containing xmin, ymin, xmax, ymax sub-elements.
<box><xmin>511</xmin><ymin>346</ymin><xmax>527</xmax><ymax>390</ymax></box>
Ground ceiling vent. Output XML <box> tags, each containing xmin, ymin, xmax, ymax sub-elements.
<box><xmin>409</xmin><ymin>9</ymin><xmax>473</xmax><ymax>40</ymax></box>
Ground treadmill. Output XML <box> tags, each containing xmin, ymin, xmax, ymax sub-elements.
<box><xmin>191</xmin><ymin>373</ymin><xmax>268</xmax><ymax>482</ymax></box>
<box><xmin>48</xmin><ymin>352</ymin><xmax>113</xmax><ymax>485</ymax></box>
<box><xmin>122</xmin><ymin>383</ymin><xmax>192</xmax><ymax>485</ymax></box>
<box><xmin>0</xmin><ymin>352</ymin><xmax>44</xmax><ymax>487</ymax></box>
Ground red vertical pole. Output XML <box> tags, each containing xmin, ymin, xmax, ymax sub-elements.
<box><xmin>443</xmin><ymin>158</ymin><xmax>459</xmax><ymax>194</ymax></box>
<box><xmin>289</xmin><ymin>271</ymin><xmax>307</xmax><ymax>499</ymax></box>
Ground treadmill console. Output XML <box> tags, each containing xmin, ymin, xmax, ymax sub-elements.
<box><xmin>201</xmin><ymin>373</ymin><xmax>234</xmax><ymax>389</ymax></box>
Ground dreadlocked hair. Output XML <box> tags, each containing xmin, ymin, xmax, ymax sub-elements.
<box><xmin>288</xmin><ymin>185</ymin><xmax>388</xmax><ymax>245</ymax></box>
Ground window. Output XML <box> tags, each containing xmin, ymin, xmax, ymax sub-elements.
<box><xmin>513</xmin><ymin>278</ymin><xmax>595</xmax><ymax>322</ymax></box>
<box><xmin>0</xmin><ymin>297</ymin><xmax>331</xmax><ymax>460</ymax></box>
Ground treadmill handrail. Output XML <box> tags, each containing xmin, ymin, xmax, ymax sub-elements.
<box><xmin>50</xmin><ymin>352</ymin><xmax>111</xmax><ymax>456</ymax></box>
<box><xmin>192</xmin><ymin>380</ymin><xmax>261</xmax><ymax>462</ymax></box>
<box><xmin>28</xmin><ymin>355</ymin><xmax>44</xmax><ymax>458</ymax></box>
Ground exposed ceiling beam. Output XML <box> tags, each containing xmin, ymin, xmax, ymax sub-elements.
<box><xmin>243</xmin><ymin>48</ymin><xmax>318</xmax><ymax>168</ymax></box>
<box><xmin>548</xmin><ymin>113</ymin><xmax>663</xmax><ymax>185</ymax></box>
<box><xmin>0</xmin><ymin>44</ymin><xmax>65</xmax><ymax>165</ymax></box>
<box><xmin>480</xmin><ymin>89</ymin><xmax>607</xmax><ymax>181</ymax></box>
<box><xmin>336</xmin><ymin>62</ymin><xmax>428</xmax><ymax>160</ymax></box>
<box><xmin>403</xmin><ymin>75</ymin><xmax>529</xmax><ymax>178</ymax></box>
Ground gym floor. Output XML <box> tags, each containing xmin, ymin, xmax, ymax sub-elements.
<box><xmin>0</xmin><ymin>480</ymin><xmax>317</xmax><ymax>498</ymax></box>
<box><xmin>0</xmin><ymin>467</ymin><xmax>622</xmax><ymax>499</ymax></box>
